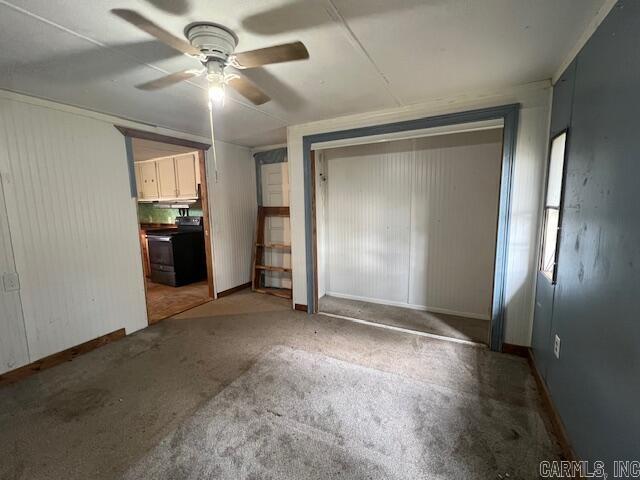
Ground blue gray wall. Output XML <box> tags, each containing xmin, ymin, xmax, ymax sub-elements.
<box><xmin>532</xmin><ymin>0</ymin><xmax>639</xmax><ymax>467</ymax></box>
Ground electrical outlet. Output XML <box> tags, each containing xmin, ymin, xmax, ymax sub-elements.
<box><xmin>553</xmin><ymin>334</ymin><xmax>561</xmax><ymax>359</ymax></box>
<box><xmin>2</xmin><ymin>272</ymin><xmax>20</xmax><ymax>292</ymax></box>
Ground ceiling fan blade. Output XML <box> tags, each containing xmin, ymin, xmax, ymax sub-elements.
<box><xmin>136</xmin><ymin>69</ymin><xmax>203</xmax><ymax>90</ymax></box>
<box><xmin>231</xmin><ymin>41</ymin><xmax>309</xmax><ymax>69</ymax></box>
<box><xmin>227</xmin><ymin>75</ymin><xmax>271</xmax><ymax>105</ymax></box>
<box><xmin>111</xmin><ymin>9</ymin><xmax>201</xmax><ymax>57</ymax></box>
<box><xmin>144</xmin><ymin>0</ymin><xmax>190</xmax><ymax>15</ymax></box>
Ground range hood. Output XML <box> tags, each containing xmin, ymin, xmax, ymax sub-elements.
<box><xmin>151</xmin><ymin>200</ymin><xmax>198</xmax><ymax>209</ymax></box>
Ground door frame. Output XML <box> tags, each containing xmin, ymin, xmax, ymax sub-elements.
<box><xmin>301</xmin><ymin>104</ymin><xmax>519</xmax><ymax>351</ymax></box>
<box><xmin>115</xmin><ymin>126</ymin><xmax>216</xmax><ymax>322</ymax></box>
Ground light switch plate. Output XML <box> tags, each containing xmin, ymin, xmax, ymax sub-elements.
<box><xmin>553</xmin><ymin>334</ymin><xmax>561</xmax><ymax>359</ymax></box>
<box><xmin>3</xmin><ymin>272</ymin><xmax>20</xmax><ymax>292</ymax></box>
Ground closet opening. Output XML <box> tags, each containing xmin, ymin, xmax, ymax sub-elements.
<box><xmin>312</xmin><ymin>121</ymin><xmax>505</xmax><ymax>345</ymax></box>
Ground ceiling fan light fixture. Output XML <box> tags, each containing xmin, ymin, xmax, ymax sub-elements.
<box><xmin>206</xmin><ymin>61</ymin><xmax>226</xmax><ymax>106</ymax></box>
<box><xmin>112</xmin><ymin>9</ymin><xmax>307</xmax><ymax>107</ymax></box>
<box><xmin>208</xmin><ymin>80</ymin><xmax>225</xmax><ymax>106</ymax></box>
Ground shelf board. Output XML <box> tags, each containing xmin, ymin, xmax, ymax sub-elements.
<box><xmin>255</xmin><ymin>264</ymin><xmax>292</xmax><ymax>273</ymax></box>
<box><xmin>261</xmin><ymin>206</ymin><xmax>290</xmax><ymax>217</ymax></box>
<box><xmin>256</xmin><ymin>243</ymin><xmax>291</xmax><ymax>249</ymax></box>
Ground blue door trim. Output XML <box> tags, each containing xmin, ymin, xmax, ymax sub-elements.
<box><xmin>302</xmin><ymin>103</ymin><xmax>520</xmax><ymax>351</ymax></box>
<box><xmin>123</xmin><ymin>135</ymin><xmax>136</xmax><ymax>198</ymax></box>
<box><xmin>254</xmin><ymin>147</ymin><xmax>287</xmax><ymax>207</ymax></box>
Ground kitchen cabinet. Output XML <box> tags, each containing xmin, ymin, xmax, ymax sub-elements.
<box><xmin>175</xmin><ymin>153</ymin><xmax>198</xmax><ymax>199</ymax></box>
<box><xmin>139</xmin><ymin>162</ymin><xmax>159</xmax><ymax>200</ymax></box>
<box><xmin>156</xmin><ymin>157</ymin><xmax>178</xmax><ymax>199</ymax></box>
<box><xmin>135</xmin><ymin>164</ymin><xmax>143</xmax><ymax>198</ymax></box>
<box><xmin>135</xmin><ymin>153</ymin><xmax>199</xmax><ymax>202</ymax></box>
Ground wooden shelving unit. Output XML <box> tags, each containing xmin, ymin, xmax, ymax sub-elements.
<box><xmin>252</xmin><ymin>206</ymin><xmax>292</xmax><ymax>299</ymax></box>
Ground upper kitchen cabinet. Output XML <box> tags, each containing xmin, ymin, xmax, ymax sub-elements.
<box><xmin>175</xmin><ymin>153</ymin><xmax>198</xmax><ymax>200</ymax></box>
<box><xmin>156</xmin><ymin>157</ymin><xmax>178</xmax><ymax>199</ymax></box>
<box><xmin>135</xmin><ymin>164</ymin><xmax>143</xmax><ymax>198</ymax></box>
<box><xmin>135</xmin><ymin>153</ymin><xmax>200</xmax><ymax>202</ymax></box>
<box><xmin>139</xmin><ymin>161</ymin><xmax>159</xmax><ymax>200</ymax></box>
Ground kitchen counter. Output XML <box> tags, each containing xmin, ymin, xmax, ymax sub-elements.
<box><xmin>139</xmin><ymin>223</ymin><xmax>177</xmax><ymax>233</ymax></box>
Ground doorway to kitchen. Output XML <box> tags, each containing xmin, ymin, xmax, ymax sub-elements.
<box><xmin>118</xmin><ymin>127</ymin><xmax>215</xmax><ymax>324</ymax></box>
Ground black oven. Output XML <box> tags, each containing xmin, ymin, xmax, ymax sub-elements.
<box><xmin>148</xmin><ymin>235</ymin><xmax>175</xmax><ymax>267</ymax></box>
<box><xmin>146</xmin><ymin>217</ymin><xmax>206</xmax><ymax>287</ymax></box>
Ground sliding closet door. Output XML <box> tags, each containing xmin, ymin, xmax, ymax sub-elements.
<box><xmin>325</xmin><ymin>140</ymin><xmax>413</xmax><ymax>304</ymax></box>
<box><xmin>322</xmin><ymin>129</ymin><xmax>502</xmax><ymax>319</ymax></box>
<box><xmin>409</xmin><ymin>131</ymin><xmax>502</xmax><ymax>318</ymax></box>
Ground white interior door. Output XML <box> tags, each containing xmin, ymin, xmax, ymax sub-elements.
<box><xmin>261</xmin><ymin>162</ymin><xmax>291</xmax><ymax>288</ymax></box>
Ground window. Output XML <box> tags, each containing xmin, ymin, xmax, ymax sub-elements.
<box><xmin>540</xmin><ymin>131</ymin><xmax>567</xmax><ymax>282</ymax></box>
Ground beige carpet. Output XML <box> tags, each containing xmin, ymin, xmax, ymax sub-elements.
<box><xmin>0</xmin><ymin>292</ymin><xmax>561</xmax><ymax>480</ymax></box>
<box><xmin>319</xmin><ymin>295</ymin><xmax>490</xmax><ymax>344</ymax></box>
<box><xmin>174</xmin><ymin>287</ymin><xmax>290</xmax><ymax>319</ymax></box>
<box><xmin>125</xmin><ymin>347</ymin><xmax>557</xmax><ymax>479</ymax></box>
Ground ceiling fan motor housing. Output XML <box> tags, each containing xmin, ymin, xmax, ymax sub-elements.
<box><xmin>185</xmin><ymin>23</ymin><xmax>238</xmax><ymax>63</ymax></box>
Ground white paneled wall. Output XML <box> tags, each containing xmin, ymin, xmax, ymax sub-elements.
<box><xmin>324</xmin><ymin>141</ymin><xmax>413</xmax><ymax>304</ymax></box>
<box><xmin>209</xmin><ymin>141</ymin><xmax>257</xmax><ymax>293</ymax></box>
<box><xmin>0</xmin><ymin>92</ymin><xmax>257</xmax><ymax>374</ymax></box>
<box><xmin>0</xmin><ymin>97</ymin><xmax>148</xmax><ymax>362</ymax></box>
<box><xmin>410</xmin><ymin>132</ymin><xmax>502</xmax><ymax>317</ymax></box>
<box><xmin>320</xmin><ymin>129</ymin><xmax>502</xmax><ymax>319</ymax></box>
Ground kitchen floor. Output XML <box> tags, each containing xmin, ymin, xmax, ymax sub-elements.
<box><xmin>145</xmin><ymin>279</ymin><xmax>210</xmax><ymax>323</ymax></box>
<box><xmin>0</xmin><ymin>290</ymin><xmax>561</xmax><ymax>479</ymax></box>
<box><xmin>319</xmin><ymin>295</ymin><xmax>490</xmax><ymax>344</ymax></box>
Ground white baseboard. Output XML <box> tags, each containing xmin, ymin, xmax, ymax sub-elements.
<box><xmin>324</xmin><ymin>291</ymin><xmax>490</xmax><ymax>321</ymax></box>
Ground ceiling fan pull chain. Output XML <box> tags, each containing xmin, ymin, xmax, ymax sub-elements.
<box><xmin>208</xmin><ymin>100</ymin><xmax>219</xmax><ymax>183</ymax></box>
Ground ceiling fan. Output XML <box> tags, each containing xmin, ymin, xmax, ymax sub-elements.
<box><xmin>111</xmin><ymin>9</ymin><xmax>310</xmax><ymax>106</ymax></box>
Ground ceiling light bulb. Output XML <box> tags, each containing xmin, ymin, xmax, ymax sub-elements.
<box><xmin>208</xmin><ymin>81</ymin><xmax>225</xmax><ymax>106</ymax></box>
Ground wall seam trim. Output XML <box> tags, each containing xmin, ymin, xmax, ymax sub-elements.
<box><xmin>406</xmin><ymin>139</ymin><xmax>416</xmax><ymax>304</ymax></box>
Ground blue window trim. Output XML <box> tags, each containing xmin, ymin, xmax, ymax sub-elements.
<box><xmin>302</xmin><ymin>104</ymin><xmax>520</xmax><ymax>351</ymax></box>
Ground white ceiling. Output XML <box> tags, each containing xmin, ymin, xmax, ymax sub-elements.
<box><xmin>0</xmin><ymin>0</ymin><xmax>606</xmax><ymax>147</ymax></box>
